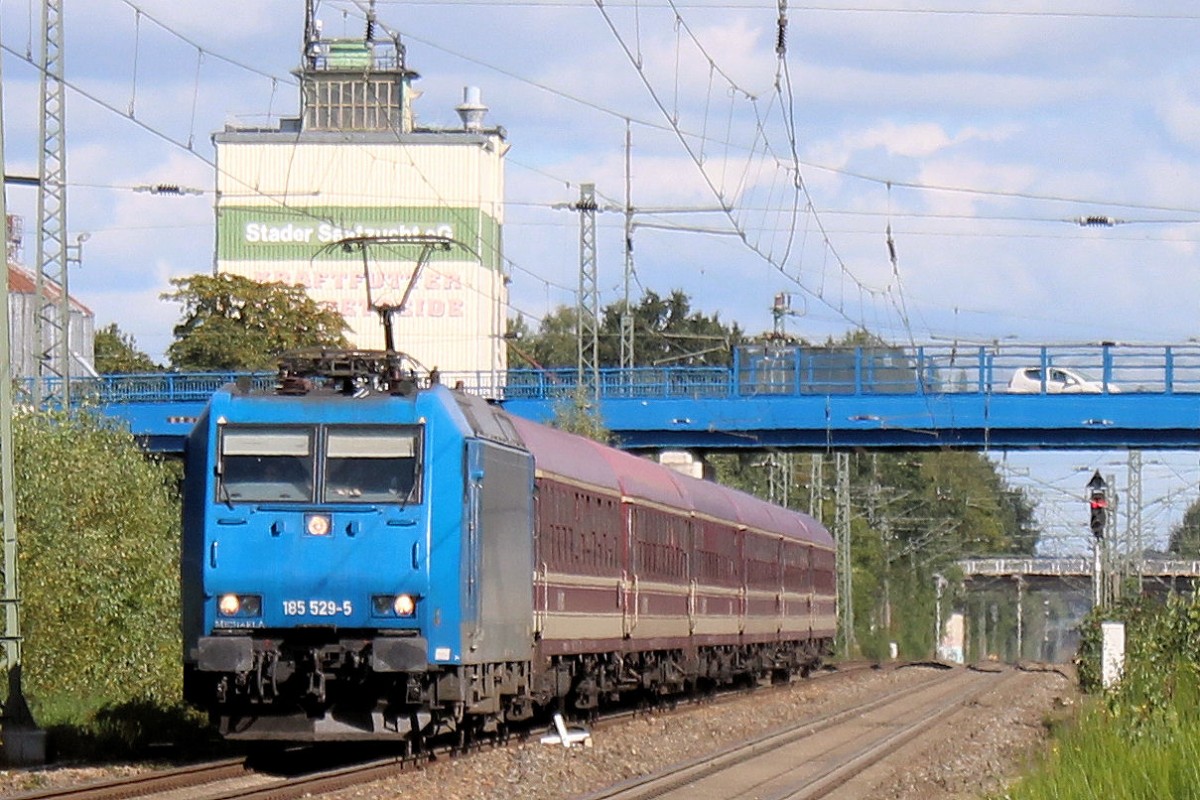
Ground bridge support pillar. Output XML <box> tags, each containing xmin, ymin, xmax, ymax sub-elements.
<box><xmin>1015</xmin><ymin>576</ymin><xmax>1024</xmax><ymax>661</ymax></box>
<box><xmin>657</xmin><ymin>450</ymin><xmax>712</xmax><ymax>480</ymax></box>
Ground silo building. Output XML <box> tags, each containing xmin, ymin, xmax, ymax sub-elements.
<box><xmin>212</xmin><ymin>8</ymin><xmax>508</xmax><ymax>381</ymax></box>
<box><xmin>5</xmin><ymin>214</ymin><xmax>95</xmax><ymax>381</ymax></box>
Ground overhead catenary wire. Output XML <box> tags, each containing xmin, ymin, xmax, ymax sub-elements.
<box><xmin>337</xmin><ymin>6</ymin><xmax>1200</xmax><ymax>222</ymax></box>
<box><xmin>589</xmin><ymin>0</ymin><xmax>902</xmax><ymax>335</ymax></box>
<box><xmin>8</xmin><ymin>0</ymin><xmax>1200</xmax><ymax>348</ymax></box>
<box><xmin>117</xmin><ymin>0</ymin><xmax>300</xmax><ymax>86</ymax></box>
<box><xmin>355</xmin><ymin>0</ymin><xmax>1200</xmax><ymax>20</ymax></box>
<box><xmin>11</xmin><ymin>0</ymin><xmax>570</xmax><ymax>335</ymax></box>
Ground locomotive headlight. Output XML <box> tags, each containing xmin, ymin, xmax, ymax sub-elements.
<box><xmin>217</xmin><ymin>593</ymin><xmax>262</xmax><ymax>617</ymax></box>
<box><xmin>393</xmin><ymin>594</ymin><xmax>417</xmax><ymax>617</ymax></box>
<box><xmin>305</xmin><ymin>513</ymin><xmax>332</xmax><ymax>536</ymax></box>
<box><xmin>218</xmin><ymin>594</ymin><xmax>241</xmax><ymax>616</ymax></box>
<box><xmin>372</xmin><ymin>593</ymin><xmax>418</xmax><ymax>617</ymax></box>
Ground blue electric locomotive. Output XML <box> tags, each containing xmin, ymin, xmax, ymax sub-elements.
<box><xmin>182</xmin><ymin>351</ymin><xmax>835</xmax><ymax>742</ymax></box>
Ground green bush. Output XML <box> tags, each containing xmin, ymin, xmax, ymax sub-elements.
<box><xmin>12</xmin><ymin>409</ymin><xmax>182</xmax><ymax>727</ymax></box>
<box><xmin>1076</xmin><ymin>594</ymin><xmax>1200</xmax><ymax>703</ymax></box>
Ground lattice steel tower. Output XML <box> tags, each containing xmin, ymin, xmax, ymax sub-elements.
<box><xmin>835</xmin><ymin>452</ymin><xmax>853</xmax><ymax>656</ymax></box>
<box><xmin>33</xmin><ymin>0</ymin><xmax>69</xmax><ymax>406</ymax></box>
<box><xmin>620</xmin><ymin>123</ymin><xmax>634</xmax><ymax>370</ymax></box>
<box><xmin>575</xmin><ymin>183</ymin><xmax>599</xmax><ymax>400</ymax></box>
<box><xmin>1127</xmin><ymin>450</ymin><xmax>1143</xmax><ymax>578</ymax></box>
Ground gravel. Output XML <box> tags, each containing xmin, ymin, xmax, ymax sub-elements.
<box><xmin>0</xmin><ymin>664</ymin><xmax>1077</xmax><ymax>800</ymax></box>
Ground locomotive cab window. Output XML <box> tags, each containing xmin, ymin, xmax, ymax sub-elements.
<box><xmin>323</xmin><ymin>428</ymin><xmax>421</xmax><ymax>504</ymax></box>
<box><xmin>218</xmin><ymin>428</ymin><xmax>315</xmax><ymax>503</ymax></box>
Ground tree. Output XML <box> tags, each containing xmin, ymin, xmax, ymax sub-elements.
<box><xmin>1168</xmin><ymin>501</ymin><xmax>1200</xmax><ymax>556</ymax></box>
<box><xmin>509</xmin><ymin>307</ymin><xmax>578</xmax><ymax>369</ymax></box>
<box><xmin>549</xmin><ymin>387</ymin><xmax>612</xmax><ymax>443</ymax></box>
<box><xmin>94</xmin><ymin>323</ymin><xmax>160</xmax><ymax>374</ymax></box>
<box><xmin>162</xmin><ymin>273</ymin><xmax>349</xmax><ymax>371</ymax></box>
<box><xmin>510</xmin><ymin>288</ymin><xmax>743</xmax><ymax>369</ymax></box>
<box><xmin>14</xmin><ymin>409</ymin><xmax>181</xmax><ymax>724</ymax></box>
<box><xmin>606</xmin><ymin>289</ymin><xmax>744</xmax><ymax>367</ymax></box>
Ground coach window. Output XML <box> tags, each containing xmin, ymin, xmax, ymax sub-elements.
<box><xmin>324</xmin><ymin>428</ymin><xmax>421</xmax><ymax>503</ymax></box>
<box><xmin>219</xmin><ymin>428</ymin><xmax>314</xmax><ymax>503</ymax></box>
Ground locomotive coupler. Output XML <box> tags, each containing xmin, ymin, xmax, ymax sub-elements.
<box><xmin>253</xmin><ymin>650</ymin><xmax>280</xmax><ymax>700</ymax></box>
<box><xmin>306</xmin><ymin>651</ymin><xmax>327</xmax><ymax>703</ymax></box>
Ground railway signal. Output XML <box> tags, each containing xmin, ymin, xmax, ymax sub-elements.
<box><xmin>1087</xmin><ymin>471</ymin><xmax>1107</xmax><ymax>539</ymax></box>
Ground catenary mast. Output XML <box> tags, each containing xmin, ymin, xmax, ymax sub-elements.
<box><xmin>33</xmin><ymin>0</ymin><xmax>69</xmax><ymax>407</ymax></box>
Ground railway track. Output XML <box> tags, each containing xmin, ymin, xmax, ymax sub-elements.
<box><xmin>4</xmin><ymin>660</ymin><xmax>890</xmax><ymax>800</ymax></box>
<box><xmin>6</xmin><ymin>751</ymin><xmax>423</xmax><ymax>800</ymax></box>
<box><xmin>574</xmin><ymin>664</ymin><xmax>1017</xmax><ymax>800</ymax></box>
<box><xmin>7</xmin><ymin>759</ymin><xmax>251</xmax><ymax>800</ymax></box>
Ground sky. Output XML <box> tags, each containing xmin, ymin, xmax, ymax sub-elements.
<box><xmin>3</xmin><ymin>0</ymin><xmax>1200</xmax><ymax>554</ymax></box>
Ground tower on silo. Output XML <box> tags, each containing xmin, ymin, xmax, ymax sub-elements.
<box><xmin>212</xmin><ymin>1</ymin><xmax>508</xmax><ymax>379</ymax></box>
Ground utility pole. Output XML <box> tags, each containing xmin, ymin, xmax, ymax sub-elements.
<box><xmin>768</xmin><ymin>452</ymin><xmax>791</xmax><ymax>507</ymax></box>
<box><xmin>809</xmin><ymin>454</ymin><xmax>823</xmax><ymax>522</ymax></box>
<box><xmin>0</xmin><ymin>25</ymin><xmax>43</xmax><ymax>763</ymax></box>
<box><xmin>1042</xmin><ymin>599</ymin><xmax>1052</xmax><ymax>662</ymax></box>
<box><xmin>1127</xmin><ymin>450</ymin><xmax>1143</xmax><ymax>584</ymax></box>
<box><xmin>867</xmin><ymin>455</ymin><xmax>892</xmax><ymax>635</ymax></box>
<box><xmin>620</xmin><ymin>122</ymin><xmax>634</xmax><ymax>371</ymax></box>
<box><xmin>1107</xmin><ymin>472</ymin><xmax>1118</xmax><ymax>603</ymax></box>
<box><xmin>34</xmin><ymin>0</ymin><xmax>70</xmax><ymax>407</ymax></box>
<box><xmin>573</xmin><ymin>183</ymin><xmax>599</xmax><ymax>405</ymax></box>
<box><xmin>1015</xmin><ymin>575</ymin><xmax>1024</xmax><ymax>660</ymax></box>
<box><xmin>933</xmin><ymin>573</ymin><xmax>946</xmax><ymax>660</ymax></box>
<box><xmin>835</xmin><ymin>452</ymin><xmax>852</xmax><ymax>656</ymax></box>
<box><xmin>1087</xmin><ymin>471</ymin><xmax>1107</xmax><ymax>609</ymax></box>
<box><xmin>771</xmin><ymin>292</ymin><xmax>801</xmax><ymax>338</ymax></box>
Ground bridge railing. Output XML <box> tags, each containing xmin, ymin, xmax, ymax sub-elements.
<box><xmin>51</xmin><ymin>343</ymin><xmax>1200</xmax><ymax>405</ymax></box>
<box><xmin>959</xmin><ymin>557</ymin><xmax>1094</xmax><ymax>577</ymax></box>
<box><xmin>497</xmin><ymin>366</ymin><xmax>731</xmax><ymax>400</ymax></box>
<box><xmin>959</xmin><ymin>556</ymin><xmax>1200</xmax><ymax>578</ymax></box>
<box><xmin>22</xmin><ymin>372</ymin><xmax>276</xmax><ymax>407</ymax></box>
<box><xmin>736</xmin><ymin>343</ymin><xmax>1200</xmax><ymax>396</ymax></box>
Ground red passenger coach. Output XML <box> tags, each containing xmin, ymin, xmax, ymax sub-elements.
<box><xmin>510</xmin><ymin>418</ymin><xmax>836</xmax><ymax>704</ymax></box>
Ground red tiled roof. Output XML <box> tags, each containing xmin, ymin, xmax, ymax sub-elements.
<box><xmin>6</xmin><ymin>262</ymin><xmax>93</xmax><ymax>315</ymax></box>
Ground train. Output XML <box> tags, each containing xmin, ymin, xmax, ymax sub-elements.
<box><xmin>181</xmin><ymin>350</ymin><xmax>837</xmax><ymax>742</ymax></box>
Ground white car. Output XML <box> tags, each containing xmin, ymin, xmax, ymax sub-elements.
<box><xmin>1007</xmin><ymin>366</ymin><xmax>1121</xmax><ymax>394</ymax></box>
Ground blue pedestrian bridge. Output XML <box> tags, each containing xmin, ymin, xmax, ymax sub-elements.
<box><xmin>45</xmin><ymin>342</ymin><xmax>1200</xmax><ymax>453</ymax></box>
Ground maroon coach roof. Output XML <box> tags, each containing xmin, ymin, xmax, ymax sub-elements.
<box><xmin>507</xmin><ymin>416</ymin><xmax>620</xmax><ymax>493</ymax></box>
<box><xmin>506</xmin><ymin>413</ymin><xmax>832</xmax><ymax>548</ymax></box>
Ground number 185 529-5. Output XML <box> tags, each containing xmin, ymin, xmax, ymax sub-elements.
<box><xmin>283</xmin><ymin>599</ymin><xmax>353</xmax><ymax>616</ymax></box>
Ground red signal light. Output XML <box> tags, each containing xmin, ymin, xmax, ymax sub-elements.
<box><xmin>1089</xmin><ymin>491</ymin><xmax>1107</xmax><ymax>538</ymax></box>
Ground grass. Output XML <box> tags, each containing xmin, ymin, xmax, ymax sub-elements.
<box><xmin>998</xmin><ymin>604</ymin><xmax>1200</xmax><ymax>796</ymax></box>
<box><xmin>1005</xmin><ymin>704</ymin><xmax>1200</xmax><ymax>798</ymax></box>
<box><xmin>28</xmin><ymin>696</ymin><xmax>225</xmax><ymax>761</ymax></box>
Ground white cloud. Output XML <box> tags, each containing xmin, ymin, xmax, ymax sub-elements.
<box><xmin>794</xmin><ymin>63</ymin><xmax>1096</xmax><ymax>112</ymax></box>
<box><xmin>810</xmin><ymin>120</ymin><xmax>1023</xmax><ymax>174</ymax></box>
<box><xmin>1157</xmin><ymin>82</ymin><xmax>1200</xmax><ymax>150</ymax></box>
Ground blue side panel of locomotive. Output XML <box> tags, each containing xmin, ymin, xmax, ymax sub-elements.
<box><xmin>460</xmin><ymin>436</ymin><xmax>536</xmax><ymax>664</ymax></box>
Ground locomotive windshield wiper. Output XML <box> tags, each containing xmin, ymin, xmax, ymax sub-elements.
<box><xmin>397</xmin><ymin>484</ymin><xmax>417</xmax><ymax>511</ymax></box>
<box><xmin>215</xmin><ymin>469</ymin><xmax>235</xmax><ymax>509</ymax></box>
